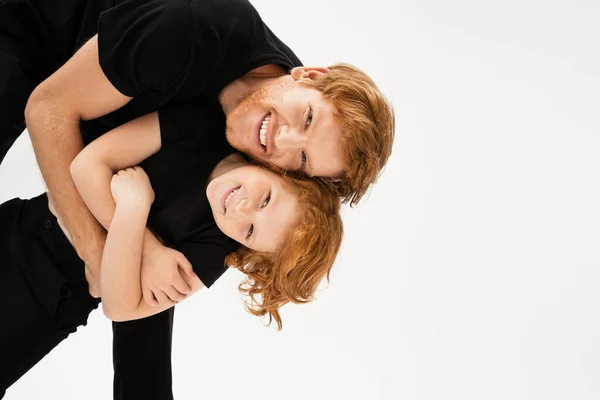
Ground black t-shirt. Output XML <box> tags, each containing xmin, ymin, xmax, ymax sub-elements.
<box><xmin>79</xmin><ymin>0</ymin><xmax>303</xmax><ymax>143</ymax></box>
<box><xmin>11</xmin><ymin>0</ymin><xmax>300</xmax><ymax>286</ymax></box>
<box><xmin>140</xmin><ymin>101</ymin><xmax>239</xmax><ymax>287</ymax></box>
<box><xmin>75</xmin><ymin>0</ymin><xmax>302</xmax><ymax>286</ymax></box>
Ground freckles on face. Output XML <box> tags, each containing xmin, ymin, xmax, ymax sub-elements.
<box><xmin>269</xmin><ymin>88</ymin><xmax>347</xmax><ymax>178</ymax></box>
<box><xmin>225</xmin><ymin>81</ymin><xmax>347</xmax><ymax>178</ymax></box>
<box><xmin>225</xmin><ymin>82</ymin><xmax>290</xmax><ymax>161</ymax></box>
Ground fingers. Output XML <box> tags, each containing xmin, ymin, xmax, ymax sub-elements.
<box><xmin>176</xmin><ymin>252</ymin><xmax>196</xmax><ymax>279</ymax></box>
<box><xmin>152</xmin><ymin>289</ymin><xmax>171</xmax><ymax>306</ymax></box>
<box><xmin>150</xmin><ymin>287</ymin><xmax>187</xmax><ymax>306</ymax></box>
<box><xmin>84</xmin><ymin>266</ymin><xmax>101</xmax><ymax>298</ymax></box>
<box><xmin>143</xmin><ymin>288</ymin><xmax>160</xmax><ymax>307</ymax></box>
<box><xmin>114</xmin><ymin>166</ymin><xmax>144</xmax><ymax>176</ymax></box>
<box><xmin>172</xmin><ymin>273</ymin><xmax>192</xmax><ymax>295</ymax></box>
<box><xmin>163</xmin><ymin>285</ymin><xmax>187</xmax><ymax>303</ymax></box>
<box><xmin>88</xmin><ymin>285</ymin><xmax>101</xmax><ymax>298</ymax></box>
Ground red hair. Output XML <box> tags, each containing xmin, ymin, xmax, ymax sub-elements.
<box><xmin>225</xmin><ymin>177</ymin><xmax>343</xmax><ymax>330</ymax></box>
<box><xmin>301</xmin><ymin>63</ymin><xmax>396</xmax><ymax>206</ymax></box>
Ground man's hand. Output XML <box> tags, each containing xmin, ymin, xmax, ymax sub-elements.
<box><xmin>49</xmin><ymin>196</ymin><xmax>103</xmax><ymax>298</ymax></box>
<box><xmin>84</xmin><ymin>264</ymin><xmax>102</xmax><ymax>298</ymax></box>
<box><xmin>141</xmin><ymin>243</ymin><xmax>196</xmax><ymax>306</ymax></box>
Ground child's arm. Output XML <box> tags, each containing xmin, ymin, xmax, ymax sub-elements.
<box><xmin>71</xmin><ymin>112</ymin><xmax>196</xmax><ymax>306</ymax></box>
<box><xmin>102</xmin><ymin>167</ymin><xmax>204</xmax><ymax>321</ymax></box>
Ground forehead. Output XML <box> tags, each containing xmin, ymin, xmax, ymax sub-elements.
<box><xmin>281</xmin><ymin>83</ymin><xmax>323</xmax><ymax>103</ymax></box>
<box><xmin>308</xmin><ymin>100</ymin><xmax>347</xmax><ymax>178</ymax></box>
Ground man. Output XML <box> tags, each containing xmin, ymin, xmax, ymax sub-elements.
<box><xmin>0</xmin><ymin>0</ymin><xmax>394</xmax><ymax>398</ymax></box>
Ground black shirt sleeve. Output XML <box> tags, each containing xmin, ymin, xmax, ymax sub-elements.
<box><xmin>172</xmin><ymin>231</ymin><xmax>239</xmax><ymax>288</ymax></box>
<box><xmin>97</xmin><ymin>0</ymin><xmax>193</xmax><ymax>97</ymax></box>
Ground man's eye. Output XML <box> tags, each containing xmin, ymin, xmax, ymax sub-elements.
<box><xmin>247</xmin><ymin>224</ymin><xmax>254</xmax><ymax>239</ymax></box>
<box><xmin>301</xmin><ymin>151</ymin><xmax>307</xmax><ymax>170</ymax></box>
<box><xmin>305</xmin><ymin>107</ymin><xmax>313</xmax><ymax>130</ymax></box>
<box><xmin>262</xmin><ymin>193</ymin><xmax>271</xmax><ymax>208</ymax></box>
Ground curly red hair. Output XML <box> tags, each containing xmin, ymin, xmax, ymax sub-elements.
<box><xmin>225</xmin><ymin>176</ymin><xmax>343</xmax><ymax>330</ymax></box>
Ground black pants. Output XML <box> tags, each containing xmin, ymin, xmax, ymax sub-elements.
<box><xmin>0</xmin><ymin>196</ymin><xmax>100</xmax><ymax>396</ymax></box>
<box><xmin>0</xmin><ymin>197</ymin><xmax>177</xmax><ymax>400</ymax></box>
<box><xmin>0</xmin><ymin>2</ymin><xmax>174</xmax><ymax>399</ymax></box>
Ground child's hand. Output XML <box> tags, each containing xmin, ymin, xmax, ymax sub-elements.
<box><xmin>141</xmin><ymin>243</ymin><xmax>195</xmax><ymax>306</ymax></box>
<box><xmin>110</xmin><ymin>167</ymin><xmax>155</xmax><ymax>210</ymax></box>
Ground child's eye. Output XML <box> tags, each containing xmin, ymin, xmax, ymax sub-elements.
<box><xmin>301</xmin><ymin>151</ymin><xmax>307</xmax><ymax>170</ymax></box>
<box><xmin>262</xmin><ymin>193</ymin><xmax>271</xmax><ymax>208</ymax></box>
<box><xmin>247</xmin><ymin>224</ymin><xmax>254</xmax><ymax>239</ymax></box>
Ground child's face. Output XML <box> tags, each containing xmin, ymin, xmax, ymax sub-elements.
<box><xmin>206</xmin><ymin>165</ymin><xmax>299</xmax><ymax>252</ymax></box>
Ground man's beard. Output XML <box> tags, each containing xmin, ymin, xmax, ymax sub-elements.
<box><xmin>227</xmin><ymin>81</ymin><xmax>288</xmax><ymax>118</ymax></box>
<box><xmin>225</xmin><ymin>82</ymin><xmax>288</xmax><ymax>147</ymax></box>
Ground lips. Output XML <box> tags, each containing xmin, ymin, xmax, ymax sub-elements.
<box><xmin>255</xmin><ymin>112</ymin><xmax>271</xmax><ymax>154</ymax></box>
<box><xmin>259</xmin><ymin>114</ymin><xmax>271</xmax><ymax>148</ymax></box>
<box><xmin>222</xmin><ymin>185</ymin><xmax>241</xmax><ymax>214</ymax></box>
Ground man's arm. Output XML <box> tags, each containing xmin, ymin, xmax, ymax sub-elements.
<box><xmin>25</xmin><ymin>36</ymin><xmax>132</xmax><ymax>287</ymax></box>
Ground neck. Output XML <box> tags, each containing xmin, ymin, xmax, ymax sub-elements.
<box><xmin>208</xmin><ymin>153</ymin><xmax>248</xmax><ymax>183</ymax></box>
<box><xmin>218</xmin><ymin>64</ymin><xmax>288</xmax><ymax>115</ymax></box>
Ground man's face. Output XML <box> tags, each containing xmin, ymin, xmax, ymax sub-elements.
<box><xmin>225</xmin><ymin>75</ymin><xmax>346</xmax><ymax>178</ymax></box>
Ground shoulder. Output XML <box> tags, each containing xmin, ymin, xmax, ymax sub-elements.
<box><xmin>101</xmin><ymin>0</ymin><xmax>192</xmax><ymax>26</ymax></box>
<box><xmin>189</xmin><ymin>0</ymin><xmax>258</xmax><ymax>22</ymax></box>
<box><xmin>187</xmin><ymin>0</ymin><xmax>261</xmax><ymax>43</ymax></box>
<box><xmin>97</xmin><ymin>0</ymin><xmax>194</xmax><ymax>95</ymax></box>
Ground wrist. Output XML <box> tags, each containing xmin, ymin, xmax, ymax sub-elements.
<box><xmin>71</xmin><ymin>222</ymin><xmax>106</xmax><ymax>266</ymax></box>
<box><xmin>77</xmin><ymin>237</ymin><xmax>104</xmax><ymax>267</ymax></box>
<box><xmin>116</xmin><ymin>202</ymin><xmax>151</xmax><ymax>216</ymax></box>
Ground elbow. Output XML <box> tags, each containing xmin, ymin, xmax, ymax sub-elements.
<box><xmin>102</xmin><ymin>306</ymin><xmax>117</xmax><ymax>321</ymax></box>
<box><xmin>102</xmin><ymin>297</ymin><xmax>142</xmax><ymax>322</ymax></box>
<box><xmin>70</xmin><ymin>142</ymin><xmax>101</xmax><ymax>185</ymax></box>
<box><xmin>24</xmin><ymin>86</ymin><xmax>47</xmax><ymax>130</ymax></box>
<box><xmin>102</xmin><ymin>305</ymin><xmax>129</xmax><ymax>322</ymax></box>
<box><xmin>70</xmin><ymin>152</ymin><xmax>86</xmax><ymax>185</ymax></box>
<box><xmin>25</xmin><ymin>83</ymin><xmax>80</xmax><ymax>137</ymax></box>
<box><xmin>70</xmin><ymin>148</ymin><xmax>108</xmax><ymax>190</ymax></box>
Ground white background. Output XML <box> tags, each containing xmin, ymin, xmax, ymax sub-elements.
<box><xmin>1</xmin><ymin>0</ymin><xmax>600</xmax><ymax>399</ymax></box>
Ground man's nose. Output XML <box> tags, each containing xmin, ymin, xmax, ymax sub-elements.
<box><xmin>274</xmin><ymin>125</ymin><xmax>308</xmax><ymax>150</ymax></box>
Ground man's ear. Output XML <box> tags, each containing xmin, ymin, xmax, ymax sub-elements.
<box><xmin>290</xmin><ymin>66</ymin><xmax>329</xmax><ymax>82</ymax></box>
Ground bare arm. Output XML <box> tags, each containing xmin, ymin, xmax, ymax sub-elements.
<box><xmin>70</xmin><ymin>112</ymin><xmax>163</xmax><ymax>241</ymax></box>
<box><xmin>71</xmin><ymin>112</ymin><xmax>196</xmax><ymax>304</ymax></box>
<box><xmin>25</xmin><ymin>35</ymin><xmax>132</xmax><ymax>292</ymax></box>
<box><xmin>102</xmin><ymin>168</ymin><xmax>203</xmax><ymax>321</ymax></box>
